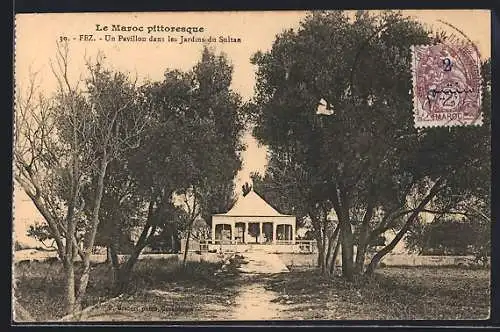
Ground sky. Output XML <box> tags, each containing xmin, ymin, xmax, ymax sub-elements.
<box><xmin>13</xmin><ymin>10</ymin><xmax>491</xmax><ymax>246</ymax></box>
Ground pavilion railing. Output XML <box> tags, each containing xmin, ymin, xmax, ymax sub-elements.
<box><xmin>199</xmin><ymin>239</ymin><xmax>317</xmax><ymax>253</ymax></box>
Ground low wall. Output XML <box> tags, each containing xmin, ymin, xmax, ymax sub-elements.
<box><xmin>276</xmin><ymin>252</ymin><xmax>318</xmax><ymax>268</ymax></box>
<box><xmin>180</xmin><ymin>239</ymin><xmax>201</xmax><ymax>253</ymax></box>
<box><xmin>13</xmin><ymin>249</ymin><xmax>487</xmax><ymax>267</ymax></box>
<box><xmin>379</xmin><ymin>254</ymin><xmax>485</xmax><ymax>266</ymax></box>
<box><xmin>178</xmin><ymin>252</ymin><xmax>223</xmax><ymax>264</ymax></box>
<box><xmin>13</xmin><ymin>250</ymin><xmax>223</xmax><ymax>265</ymax></box>
<box><xmin>206</xmin><ymin>243</ymin><xmax>316</xmax><ymax>254</ymax></box>
<box><xmin>92</xmin><ymin>252</ymin><xmax>223</xmax><ymax>264</ymax></box>
<box><xmin>275</xmin><ymin>253</ymin><xmax>486</xmax><ymax>268</ymax></box>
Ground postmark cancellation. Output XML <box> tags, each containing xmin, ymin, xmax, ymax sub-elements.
<box><xmin>411</xmin><ymin>43</ymin><xmax>482</xmax><ymax>128</ymax></box>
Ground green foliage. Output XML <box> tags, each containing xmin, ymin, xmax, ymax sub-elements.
<box><xmin>251</xmin><ymin>10</ymin><xmax>489</xmax><ymax>209</ymax></box>
<box><xmin>85</xmin><ymin>47</ymin><xmax>244</xmax><ymax>262</ymax></box>
<box><xmin>22</xmin><ymin>47</ymin><xmax>244</xmax><ymax>275</ymax></box>
<box><xmin>148</xmin><ymin>224</ymin><xmax>181</xmax><ymax>253</ymax></box>
<box><xmin>252</xmin><ymin>10</ymin><xmax>431</xmax><ymax>205</ymax></box>
<box><xmin>407</xmin><ymin>219</ymin><xmax>475</xmax><ymax>255</ymax></box>
<box><xmin>249</xmin><ymin>10</ymin><xmax>490</xmax><ymax>276</ymax></box>
<box><xmin>128</xmin><ymin>47</ymin><xmax>243</xmax><ymax>218</ymax></box>
<box><xmin>26</xmin><ymin>222</ymin><xmax>53</xmax><ymax>244</ymax></box>
<box><xmin>406</xmin><ymin>214</ymin><xmax>490</xmax><ymax>259</ymax></box>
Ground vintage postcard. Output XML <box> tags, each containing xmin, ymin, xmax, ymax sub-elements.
<box><xmin>12</xmin><ymin>10</ymin><xmax>491</xmax><ymax>323</ymax></box>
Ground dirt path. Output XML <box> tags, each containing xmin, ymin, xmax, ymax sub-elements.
<box><xmin>230</xmin><ymin>277</ymin><xmax>285</xmax><ymax>320</ymax></box>
<box><xmin>238</xmin><ymin>252</ymin><xmax>289</xmax><ymax>274</ymax></box>
<box><xmin>56</xmin><ymin>252</ymin><xmax>291</xmax><ymax>322</ymax></box>
<box><xmin>229</xmin><ymin>252</ymin><xmax>289</xmax><ymax>320</ymax></box>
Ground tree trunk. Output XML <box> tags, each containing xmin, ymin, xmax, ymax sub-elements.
<box><xmin>64</xmin><ymin>260</ymin><xmax>76</xmax><ymax>315</ymax></box>
<box><xmin>325</xmin><ymin>224</ymin><xmax>341</xmax><ymax>275</ymax></box>
<box><xmin>331</xmin><ymin>185</ymin><xmax>354</xmax><ymax>281</ymax></box>
<box><xmin>365</xmin><ymin>178</ymin><xmax>444</xmax><ymax>275</ymax></box>
<box><xmin>63</xmin><ymin>195</ymin><xmax>77</xmax><ymax>315</ymax></box>
<box><xmin>354</xmin><ymin>204</ymin><xmax>374</xmax><ymax>274</ymax></box>
<box><xmin>316</xmin><ymin>233</ymin><xmax>324</xmax><ymax>269</ymax></box>
<box><xmin>106</xmin><ymin>246</ymin><xmax>112</xmax><ymax>265</ymax></box>
<box><xmin>183</xmin><ymin>218</ymin><xmax>195</xmax><ymax>268</ymax></box>
<box><xmin>75</xmin><ymin>157</ymin><xmax>109</xmax><ymax>307</ymax></box>
<box><xmin>109</xmin><ymin>243</ymin><xmax>120</xmax><ymax>287</ymax></box>
<box><xmin>174</xmin><ymin>228</ymin><xmax>180</xmax><ymax>252</ymax></box>
<box><xmin>354</xmin><ymin>242</ymin><xmax>367</xmax><ymax>275</ymax></box>
<box><xmin>340</xmin><ymin>219</ymin><xmax>355</xmax><ymax>281</ymax></box>
<box><xmin>315</xmin><ymin>222</ymin><xmax>328</xmax><ymax>273</ymax></box>
<box><xmin>115</xmin><ymin>247</ymin><xmax>141</xmax><ymax>295</ymax></box>
<box><xmin>114</xmin><ymin>223</ymin><xmax>153</xmax><ymax>295</ymax></box>
<box><xmin>324</xmin><ymin>234</ymin><xmax>333</xmax><ymax>274</ymax></box>
<box><xmin>321</xmin><ymin>223</ymin><xmax>330</xmax><ymax>273</ymax></box>
<box><xmin>329</xmin><ymin>236</ymin><xmax>341</xmax><ymax>275</ymax></box>
<box><xmin>108</xmin><ymin>217</ymin><xmax>122</xmax><ymax>285</ymax></box>
<box><xmin>309</xmin><ymin>212</ymin><xmax>324</xmax><ymax>270</ymax></box>
<box><xmin>171</xmin><ymin>229</ymin><xmax>175</xmax><ymax>252</ymax></box>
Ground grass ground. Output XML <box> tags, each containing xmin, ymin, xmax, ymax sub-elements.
<box><xmin>13</xmin><ymin>255</ymin><xmax>241</xmax><ymax>322</ymax></box>
<box><xmin>265</xmin><ymin>266</ymin><xmax>490</xmax><ymax>320</ymax></box>
<box><xmin>14</xmin><ymin>257</ymin><xmax>490</xmax><ymax>321</ymax></box>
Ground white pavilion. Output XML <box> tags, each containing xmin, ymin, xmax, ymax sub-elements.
<box><xmin>210</xmin><ymin>189</ymin><xmax>296</xmax><ymax>248</ymax></box>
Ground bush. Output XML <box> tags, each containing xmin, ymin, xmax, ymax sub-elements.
<box><xmin>14</xmin><ymin>241</ymin><xmax>24</xmax><ymax>251</ymax></box>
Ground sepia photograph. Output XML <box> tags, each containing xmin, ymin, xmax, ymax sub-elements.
<box><xmin>12</xmin><ymin>10</ymin><xmax>491</xmax><ymax>322</ymax></box>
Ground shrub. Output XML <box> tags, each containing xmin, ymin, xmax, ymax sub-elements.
<box><xmin>14</xmin><ymin>241</ymin><xmax>25</xmax><ymax>251</ymax></box>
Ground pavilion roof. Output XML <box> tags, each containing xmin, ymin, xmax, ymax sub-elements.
<box><xmin>215</xmin><ymin>190</ymin><xmax>293</xmax><ymax>217</ymax></box>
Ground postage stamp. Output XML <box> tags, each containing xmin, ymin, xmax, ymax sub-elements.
<box><xmin>411</xmin><ymin>43</ymin><xmax>482</xmax><ymax>128</ymax></box>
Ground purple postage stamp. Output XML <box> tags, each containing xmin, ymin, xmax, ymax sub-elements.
<box><xmin>411</xmin><ymin>43</ymin><xmax>482</xmax><ymax>128</ymax></box>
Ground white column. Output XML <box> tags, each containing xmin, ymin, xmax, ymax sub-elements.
<box><xmin>291</xmin><ymin>218</ymin><xmax>296</xmax><ymax>244</ymax></box>
<box><xmin>243</xmin><ymin>221</ymin><xmax>248</xmax><ymax>244</ymax></box>
<box><xmin>230</xmin><ymin>220</ymin><xmax>235</xmax><ymax>243</ymax></box>
<box><xmin>259</xmin><ymin>222</ymin><xmax>263</xmax><ymax>244</ymax></box>
<box><xmin>212</xmin><ymin>221</ymin><xmax>217</xmax><ymax>244</ymax></box>
<box><xmin>273</xmin><ymin>223</ymin><xmax>277</xmax><ymax>244</ymax></box>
